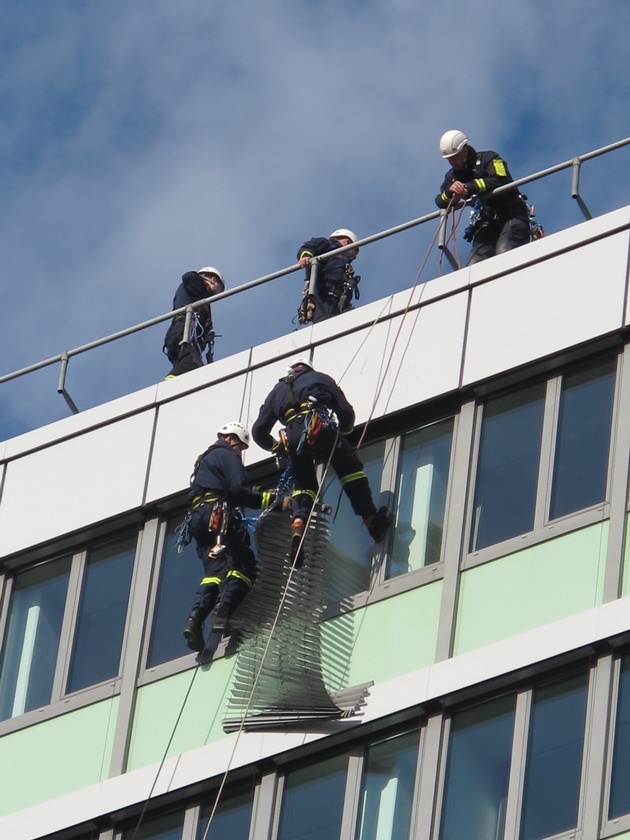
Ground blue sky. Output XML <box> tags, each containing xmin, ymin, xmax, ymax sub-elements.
<box><xmin>1</xmin><ymin>0</ymin><xmax>629</xmax><ymax>439</ymax></box>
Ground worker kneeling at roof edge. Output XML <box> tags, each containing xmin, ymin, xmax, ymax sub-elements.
<box><xmin>182</xmin><ymin>421</ymin><xmax>276</xmax><ymax>652</ymax></box>
<box><xmin>163</xmin><ymin>266</ymin><xmax>225</xmax><ymax>379</ymax></box>
<box><xmin>296</xmin><ymin>228</ymin><xmax>361</xmax><ymax>325</ymax></box>
<box><xmin>435</xmin><ymin>130</ymin><xmax>530</xmax><ymax>265</ymax></box>
<box><xmin>251</xmin><ymin>357</ymin><xmax>392</xmax><ymax>565</ymax></box>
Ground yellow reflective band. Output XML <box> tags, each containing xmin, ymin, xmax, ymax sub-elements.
<box><xmin>474</xmin><ymin>178</ymin><xmax>486</xmax><ymax>191</ymax></box>
<box><xmin>293</xmin><ymin>489</ymin><xmax>317</xmax><ymax>502</ymax></box>
<box><xmin>201</xmin><ymin>576</ymin><xmax>221</xmax><ymax>586</ymax></box>
<box><xmin>441</xmin><ymin>192</ymin><xmax>449</xmax><ymax>203</ymax></box>
<box><xmin>226</xmin><ymin>569</ymin><xmax>252</xmax><ymax>587</ymax></box>
<box><xmin>493</xmin><ymin>159</ymin><xmax>507</xmax><ymax>177</ymax></box>
<box><xmin>340</xmin><ymin>470</ymin><xmax>367</xmax><ymax>487</ymax></box>
<box><xmin>299</xmin><ymin>250</ymin><xmax>314</xmax><ymax>260</ymax></box>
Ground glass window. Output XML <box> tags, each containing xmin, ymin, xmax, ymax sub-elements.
<box><xmin>520</xmin><ymin>673</ymin><xmax>588</xmax><ymax>840</ymax></box>
<box><xmin>277</xmin><ymin>753</ymin><xmax>348</xmax><ymax>840</ymax></box>
<box><xmin>609</xmin><ymin>656</ymin><xmax>630</xmax><ymax>819</ymax></box>
<box><xmin>147</xmin><ymin>516</ymin><xmax>201</xmax><ymax>668</ymax></box>
<box><xmin>0</xmin><ymin>557</ymin><xmax>71</xmax><ymax>720</ymax></box>
<box><xmin>439</xmin><ymin>695</ymin><xmax>515</xmax><ymax>840</ymax></box>
<box><xmin>550</xmin><ymin>357</ymin><xmax>615</xmax><ymax>520</ymax></box>
<box><xmin>388</xmin><ymin>420</ymin><xmax>453</xmax><ymax>578</ymax></box>
<box><xmin>326</xmin><ymin>440</ymin><xmax>385</xmax><ymax>601</ymax></box>
<box><xmin>122</xmin><ymin>808</ymin><xmax>184</xmax><ymax>839</ymax></box>
<box><xmin>67</xmin><ymin>535</ymin><xmax>136</xmax><ymax>693</ymax></box>
<box><xmin>355</xmin><ymin>730</ymin><xmax>420</xmax><ymax>840</ymax></box>
<box><xmin>470</xmin><ymin>384</ymin><xmax>545</xmax><ymax>551</ymax></box>
<box><xmin>197</xmin><ymin>788</ymin><xmax>253</xmax><ymax>839</ymax></box>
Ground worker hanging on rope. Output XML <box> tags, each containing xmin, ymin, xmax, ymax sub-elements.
<box><xmin>163</xmin><ymin>266</ymin><xmax>225</xmax><ymax>379</ymax></box>
<box><xmin>181</xmin><ymin>421</ymin><xmax>276</xmax><ymax>653</ymax></box>
<box><xmin>435</xmin><ymin>130</ymin><xmax>531</xmax><ymax>265</ymax></box>
<box><xmin>296</xmin><ymin>229</ymin><xmax>361</xmax><ymax>325</ymax></box>
<box><xmin>252</xmin><ymin>358</ymin><xmax>392</xmax><ymax>565</ymax></box>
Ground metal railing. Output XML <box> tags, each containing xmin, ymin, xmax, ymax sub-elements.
<box><xmin>2</xmin><ymin>137</ymin><xmax>629</xmax><ymax>417</ymax></box>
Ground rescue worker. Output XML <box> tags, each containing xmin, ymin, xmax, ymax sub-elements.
<box><xmin>163</xmin><ymin>267</ymin><xmax>225</xmax><ymax>379</ymax></box>
<box><xmin>251</xmin><ymin>358</ymin><xmax>391</xmax><ymax>563</ymax></box>
<box><xmin>297</xmin><ymin>229</ymin><xmax>361</xmax><ymax>324</ymax></box>
<box><xmin>182</xmin><ymin>421</ymin><xmax>275</xmax><ymax>652</ymax></box>
<box><xmin>435</xmin><ymin>130</ymin><xmax>530</xmax><ymax>265</ymax></box>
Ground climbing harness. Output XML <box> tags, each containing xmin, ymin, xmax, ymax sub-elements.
<box><xmin>522</xmin><ymin>195</ymin><xmax>546</xmax><ymax>240</ymax></box>
<box><xmin>175</xmin><ymin>510</ymin><xmax>193</xmax><ymax>553</ymax></box>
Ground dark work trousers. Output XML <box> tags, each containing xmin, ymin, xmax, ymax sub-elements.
<box><xmin>188</xmin><ymin>505</ymin><xmax>256</xmax><ymax>618</ymax></box>
<box><xmin>284</xmin><ymin>421</ymin><xmax>377</xmax><ymax>522</ymax></box>
<box><xmin>163</xmin><ymin>319</ymin><xmax>210</xmax><ymax>377</ymax></box>
<box><xmin>468</xmin><ymin>217</ymin><xmax>530</xmax><ymax>265</ymax></box>
<box><xmin>311</xmin><ymin>293</ymin><xmax>352</xmax><ymax>323</ymax></box>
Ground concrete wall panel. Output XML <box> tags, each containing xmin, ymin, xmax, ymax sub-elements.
<box><xmin>0</xmin><ymin>412</ymin><xmax>155</xmax><ymax>556</ymax></box>
<box><xmin>463</xmin><ymin>231</ymin><xmax>630</xmax><ymax>386</ymax></box>
<box><xmin>145</xmin><ymin>368</ymin><xmax>251</xmax><ymax>503</ymax></box>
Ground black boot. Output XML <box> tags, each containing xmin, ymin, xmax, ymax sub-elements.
<box><xmin>183</xmin><ymin>608</ymin><xmax>205</xmax><ymax>652</ymax></box>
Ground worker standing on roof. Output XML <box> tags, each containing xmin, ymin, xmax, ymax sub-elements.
<box><xmin>163</xmin><ymin>267</ymin><xmax>225</xmax><ymax>379</ymax></box>
<box><xmin>435</xmin><ymin>130</ymin><xmax>530</xmax><ymax>265</ymax></box>
<box><xmin>182</xmin><ymin>422</ymin><xmax>275</xmax><ymax>652</ymax></box>
<box><xmin>252</xmin><ymin>358</ymin><xmax>391</xmax><ymax>564</ymax></box>
<box><xmin>297</xmin><ymin>229</ymin><xmax>361</xmax><ymax>324</ymax></box>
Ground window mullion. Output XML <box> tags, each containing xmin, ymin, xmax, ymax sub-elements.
<box><xmin>582</xmin><ymin>655</ymin><xmax>613</xmax><ymax>839</ymax></box>
<box><xmin>51</xmin><ymin>550</ymin><xmax>84</xmax><ymax>703</ymax></box>
<box><xmin>534</xmin><ymin>376</ymin><xmax>560</xmax><ymax>530</ymax></box>
<box><xmin>250</xmin><ymin>769</ymin><xmax>279</xmax><ymax>840</ymax></box>
<box><xmin>502</xmin><ymin>689</ymin><xmax>531</xmax><ymax>840</ymax></box>
<box><xmin>339</xmin><ymin>747</ymin><xmax>364</xmax><ymax>840</ymax></box>
<box><xmin>372</xmin><ymin>435</ymin><xmax>399</xmax><ymax>588</ymax></box>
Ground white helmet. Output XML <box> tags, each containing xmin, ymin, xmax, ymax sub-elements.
<box><xmin>439</xmin><ymin>130</ymin><xmax>469</xmax><ymax>159</ymax></box>
<box><xmin>289</xmin><ymin>357</ymin><xmax>314</xmax><ymax>370</ymax></box>
<box><xmin>330</xmin><ymin>229</ymin><xmax>358</xmax><ymax>244</ymax></box>
<box><xmin>218</xmin><ymin>421</ymin><xmax>250</xmax><ymax>448</ymax></box>
<box><xmin>198</xmin><ymin>266</ymin><xmax>225</xmax><ymax>289</ymax></box>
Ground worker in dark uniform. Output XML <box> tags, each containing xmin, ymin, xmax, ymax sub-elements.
<box><xmin>435</xmin><ymin>130</ymin><xmax>530</xmax><ymax>265</ymax></box>
<box><xmin>182</xmin><ymin>421</ymin><xmax>275</xmax><ymax>652</ymax></box>
<box><xmin>163</xmin><ymin>266</ymin><xmax>225</xmax><ymax>379</ymax></box>
<box><xmin>252</xmin><ymin>358</ymin><xmax>391</xmax><ymax>562</ymax></box>
<box><xmin>297</xmin><ymin>229</ymin><xmax>361</xmax><ymax>324</ymax></box>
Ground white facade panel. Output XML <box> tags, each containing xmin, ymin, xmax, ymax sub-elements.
<box><xmin>0</xmin><ymin>411</ymin><xmax>155</xmax><ymax>557</ymax></box>
<box><xmin>313</xmin><ymin>292</ymin><xmax>468</xmax><ymax>421</ymax></box>
<box><xmin>462</xmin><ymin>231</ymin><xmax>630</xmax><ymax>386</ymax></box>
<box><xmin>146</xmin><ymin>369</ymin><xmax>253</xmax><ymax>503</ymax></box>
<box><xmin>2</xmin><ymin>385</ymin><xmax>159</xmax><ymax>457</ymax></box>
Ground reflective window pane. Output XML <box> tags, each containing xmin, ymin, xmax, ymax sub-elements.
<box><xmin>470</xmin><ymin>384</ymin><xmax>545</xmax><ymax>551</ymax></box>
<box><xmin>0</xmin><ymin>557</ymin><xmax>71</xmax><ymax>720</ymax></box>
<box><xmin>388</xmin><ymin>420</ymin><xmax>453</xmax><ymax>577</ymax></box>
<box><xmin>520</xmin><ymin>673</ymin><xmax>588</xmax><ymax>840</ymax></box>
<box><xmin>122</xmin><ymin>809</ymin><xmax>184</xmax><ymax>839</ymax></box>
<box><xmin>439</xmin><ymin>695</ymin><xmax>515</xmax><ymax>840</ymax></box>
<box><xmin>197</xmin><ymin>788</ymin><xmax>253</xmax><ymax>839</ymax></box>
<box><xmin>609</xmin><ymin>656</ymin><xmax>630</xmax><ymax>819</ymax></box>
<box><xmin>67</xmin><ymin>535</ymin><xmax>135</xmax><ymax>693</ymax></box>
<box><xmin>147</xmin><ymin>516</ymin><xmax>201</xmax><ymax>667</ymax></box>
<box><xmin>550</xmin><ymin>357</ymin><xmax>615</xmax><ymax>519</ymax></box>
<box><xmin>326</xmin><ymin>441</ymin><xmax>385</xmax><ymax>601</ymax></box>
<box><xmin>356</xmin><ymin>730</ymin><xmax>420</xmax><ymax>840</ymax></box>
<box><xmin>277</xmin><ymin>753</ymin><xmax>348</xmax><ymax>840</ymax></box>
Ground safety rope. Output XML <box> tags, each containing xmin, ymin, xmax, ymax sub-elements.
<box><xmin>130</xmin><ymin>208</ymin><xmax>455</xmax><ymax>839</ymax></box>
<box><xmin>197</xmin><ymin>430</ymin><xmax>340</xmax><ymax>840</ymax></box>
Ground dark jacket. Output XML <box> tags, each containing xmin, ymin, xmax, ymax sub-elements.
<box><xmin>190</xmin><ymin>439</ymin><xmax>263</xmax><ymax>509</ymax></box>
<box><xmin>435</xmin><ymin>146</ymin><xmax>529</xmax><ymax>223</ymax></box>
<box><xmin>252</xmin><ymin>367</ymin><xmax>355</xmax><ymax>450</ymax></box>
<box><xmin>297</xmin><ymin>236</ymin><xmax>356</xmax><ymax>302</ymax></box>
<box><xmin>172</xmin><ymin>271</ymin><xmax>214</xmax><ymax>333</ymax></box>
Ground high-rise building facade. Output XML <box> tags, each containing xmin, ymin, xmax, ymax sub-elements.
<box><xmin>2</xmin><ymin>205</ymin><xmax>630</xmax><ymax>840</ymax></box>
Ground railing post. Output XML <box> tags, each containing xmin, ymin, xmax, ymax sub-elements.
<box><xmin>307</xmin><ymin>260</ymin><xmax>319</xmax><ymax>297</ymax></box>
<box><xmin>571</xmin><ymin>157</ymin><xmax>593</xmax><ymax>220</ymax></box>
<box><xmin>180</xmin><ymin>306</ymin><xmax>194</xmax><ymax>348</ymax></box>
<box><xmin>57</xmin><ymin>353</ymin><xmax>80</xmax><ymax>414</ymax></box>
<box><xmin>437</xmin><ymin>209</ymin><xmax>460</xmax><ymax>271</ymax></box>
